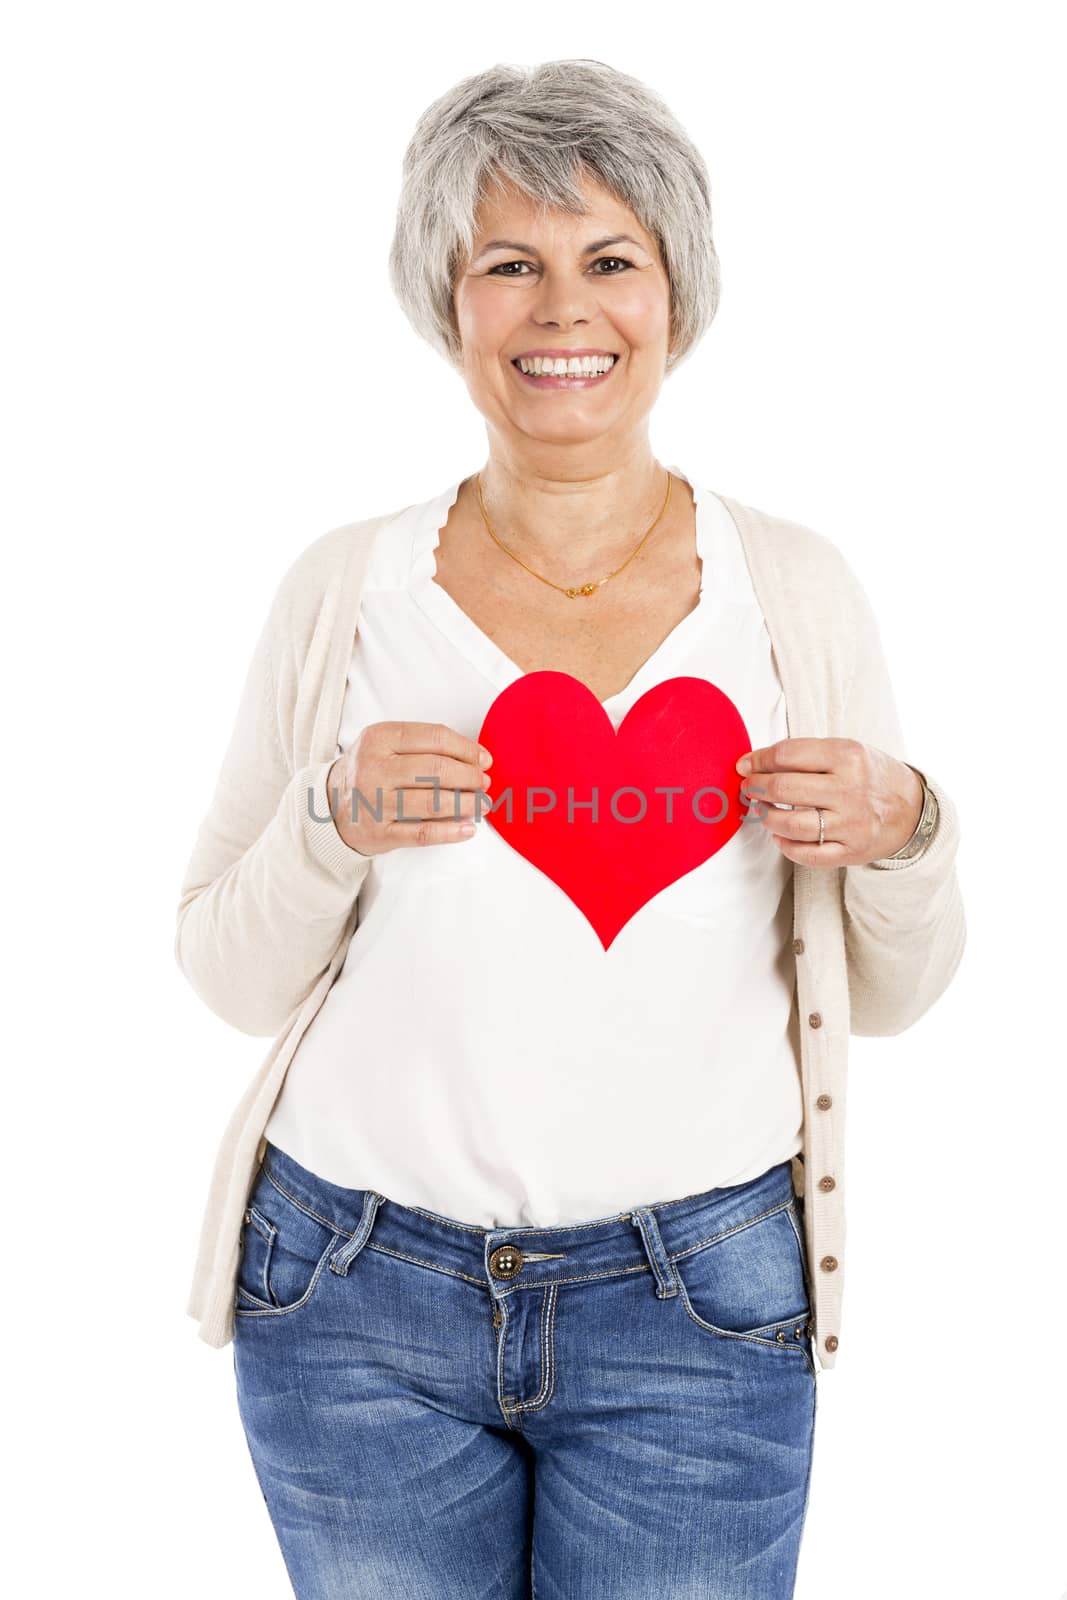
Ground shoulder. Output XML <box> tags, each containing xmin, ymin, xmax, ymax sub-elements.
<box><xmin>264</xmin><ymin>504</ymin><xmax>409</xmax><ymax>639</ymax></box>
<box><xmin>714</xmin><ymin>491</ymin><xmax>876</xmax><ymax>639</ymax></box>
<box><xmin>275</xmin><ymin>511</ymin><xmax>384</xmax><ymax>603</ymax></box>
<box><xmin>716</xmin><ymin>492</ymin><xmax>855</xmax><ymax>588</ymax></box>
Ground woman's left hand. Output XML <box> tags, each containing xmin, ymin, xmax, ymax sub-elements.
<box><xmin>735</xmin><ymin>739</ymin><xmax>924</xmax><ymax>867</ymax></box>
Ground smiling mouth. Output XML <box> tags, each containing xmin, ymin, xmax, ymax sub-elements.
<box><xmin>511</xmin><ymin>354</ymin><xmax>620</xmax><ymax>385</ymax></box>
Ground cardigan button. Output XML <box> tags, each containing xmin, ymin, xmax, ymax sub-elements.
<box><xmin>815</xmin><ymin>1093</ymin><xmax>832</xmax><ymax>1110</ymax></box>
<box><xmin>792</xmin><ymin>938</ymin><xmax>805</xmax><ymax>955</ymax></box>
<box><xmin>824</xmin><ymin>1334</ymin><xmax>839</xmax><ymax>1353</ymax></box>
<box><xmin>818</xmin><ymin>1175</ymin><xmax>836</xmax><ymax>1192</ymax></box>
<box><xmin>808</xmin><ymin>1011</ymin><xmax>823</xmax><ymax>1028</ymax></box>
<box><xmin>820</xmin><ymin>1255</ymin><xmax>839</xmax><ymax>1272</ymax></box>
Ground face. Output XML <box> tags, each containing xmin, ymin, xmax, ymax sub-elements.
<box><xmin>452</xmin><ymin>171</ymin><xmax>673</xmax><ymax>449</ymax></box>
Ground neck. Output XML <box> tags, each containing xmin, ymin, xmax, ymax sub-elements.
<box><xmin>471</xmin><ymin>442</ymin><xmax>673</xmax><ymax>570</ymax></box>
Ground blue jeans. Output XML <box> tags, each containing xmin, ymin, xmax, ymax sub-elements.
<box><xmin>233</xmin><ymin>1140</ymin><xmax>818</xmax><ymax>1598</ymax></box>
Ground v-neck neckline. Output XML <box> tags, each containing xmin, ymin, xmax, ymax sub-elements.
<box><xmin>407</xmin><ymin>463</ymin><xmax>719</xmax><ymax>715</ymax></box>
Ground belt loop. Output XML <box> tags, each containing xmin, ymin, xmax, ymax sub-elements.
<box><xmin>630</xmin><ymin>1207</ymin><xmax>679</xmax><ymax>1299</ymax></box>
<box><xmin>329</xmin><ymin>1190</ymin><xmax>385</xmax><ymax>1277</ymax></box>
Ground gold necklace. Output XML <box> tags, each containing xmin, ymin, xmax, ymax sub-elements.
<box><xmin>474</xmin><ymin>468</ymin><xmax>673</xmax><ymax>599</ymax></box>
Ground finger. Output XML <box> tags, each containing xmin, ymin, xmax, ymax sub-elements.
<box><xmin>772</xmin><ymin>835</ymin><xmax>854</xmax><ymax>867</ymax></box>
<box><xmin>391</xmin><ymin>751</ymin><xmax>493</xmax><ymax>796</ymax></box>
<box><xmin>381</xmin><ymin>720</ymin><xmax>492</xmax><ymax>771</ymax></box>
<box><xmin>752</xmin><ymin>801</ymin><xmax>843</xmax><ymax>846</ymax></box>
<box><xmin>740</xmin><ymin>772</ymin><xmax>840</xmax><ymax>808</ymax></box>
<box><xmin>380</xmin><ymin>785</ymin><xmax>487</xmax><ymax>825</ymax></box>
<box><xmin>381</xmin><ymin>814</ymin><xmax>483</xmax><ymax>848</ymax></box>
<box><xmin>737</xmin><ymin>738</ymin><xmax>849</xmax><ymax>776</ymax></box>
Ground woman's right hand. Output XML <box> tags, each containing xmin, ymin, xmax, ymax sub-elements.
<box><xmin>325</xmin><ymin>722</ymin><xmax>493</xmax><ymax>858</ymax></box>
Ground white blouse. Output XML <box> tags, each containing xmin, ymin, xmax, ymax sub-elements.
<box><xmin>264</xmin><ymin>466</ymin><xmax>803</xmax><ymax>1227</ymax></box>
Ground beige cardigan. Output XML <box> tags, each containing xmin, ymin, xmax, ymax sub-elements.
<box><xmin>176</xmin><ymin>488</ymin><xmax>965</xmax><ymax>1370</ymax></box>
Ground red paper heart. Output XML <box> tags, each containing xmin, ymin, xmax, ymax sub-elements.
<box><xmin>477</xmin><ymin>671</ymin><xmax>751</xmax><ymax>950</ymax></box>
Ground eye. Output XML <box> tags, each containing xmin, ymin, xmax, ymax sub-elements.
<box><xmin>486</xmin><ymin>256</ymin><xmax>636</xmax><ymax>277</ymax></box>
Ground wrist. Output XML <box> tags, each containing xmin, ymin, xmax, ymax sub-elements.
<box><xmin>869</xmin><ymin>765</ymin><xmax>939</xmax><ymax>869</ymax></box>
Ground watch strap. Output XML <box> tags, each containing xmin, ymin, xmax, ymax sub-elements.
<box><xmin>869</xmin><ymin>765</ymin><xmax>939</xmax><ymax>869</ymax></box>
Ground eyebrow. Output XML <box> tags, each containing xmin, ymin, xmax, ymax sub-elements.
<box><xmin>472</xmin><ymin>233</ymin><xmax>647</xmax><ymax>261</ymax></box>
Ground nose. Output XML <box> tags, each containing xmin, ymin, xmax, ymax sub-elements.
<box><xmin>531</xmin><ymin>276</ymin><xmax>594</xmax><ymax>333</ymax></box>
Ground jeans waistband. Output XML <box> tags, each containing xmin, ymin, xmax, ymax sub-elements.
<box><xmin>258</xmin><ymin>1140</ymin><xmax>798</xmax><ymax>1298</ymax></box>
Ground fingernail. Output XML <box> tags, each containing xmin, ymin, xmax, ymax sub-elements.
<box><xmin>736</xmin><ymin>755</ymin><xmax>752</xmax><ymax>774</ymax></box>
<box><xmin>479</xmin><ymin>748</ymin><xmax>493</xmax><ymax>768</ymax></box>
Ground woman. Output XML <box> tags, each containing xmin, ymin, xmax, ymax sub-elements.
<box><xmin>176</xmin><ymin>59</ymin><xmax>965</xmax><ymax>1598</ymax></box>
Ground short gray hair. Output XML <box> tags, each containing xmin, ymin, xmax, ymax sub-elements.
<box><xmin>388</xmin><ymin>59</ymin><xmax>721</xmax><ymax>377</ymax></box>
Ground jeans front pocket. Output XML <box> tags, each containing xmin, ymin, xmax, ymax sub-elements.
<box><xmin>235</xmin><ymin>1164</ymin><xmax>342</xmax><ymax>1320</ymax></box>
<box><xmin>236</xmin><ymin>1204</ymin><xmax>278</xmax><ymax>1306</ymax></box>
<box><xmin>673</xmin><ymin>1197</ymin><xmax>815</xmax><ymax>1376</ymax></box>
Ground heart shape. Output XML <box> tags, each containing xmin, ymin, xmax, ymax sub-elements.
<box><xmin>478</xmin><ymin>671</ymin><xmax>751</xmax><ymax>950</ymax></box>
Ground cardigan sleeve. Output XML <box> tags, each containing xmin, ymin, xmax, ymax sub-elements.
<box><xmin>174</xmin><ymin>573</ymin><xmax>372</xmax><ymax>1038</ymax></box>
<box><xmin>838</xmin><ymin>561</ymin><xmax>966</xmax><ymax>1036</ymax></box>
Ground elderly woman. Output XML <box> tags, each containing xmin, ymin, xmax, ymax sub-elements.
<box><xmin>177</xmin><ymin>58</ymin><xmax>964</xmax><ymax>1600</ymax></box>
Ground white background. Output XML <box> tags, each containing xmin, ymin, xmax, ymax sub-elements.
<box><xmin>6</xmin><ymin>3</ymin><xmax>1065</xmax><ymax>1596</ymax></box>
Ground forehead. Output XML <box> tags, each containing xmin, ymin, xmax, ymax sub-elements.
<box><xmin>472</xmin><ymin>171</ymin><xmax>654</xmax><ymax>253</ymax></box>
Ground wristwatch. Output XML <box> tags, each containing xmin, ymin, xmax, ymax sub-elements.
<box><xmin>869</xmin><ymin>765</ymin><xmax>939</xmax><ymax>870</ymax></box>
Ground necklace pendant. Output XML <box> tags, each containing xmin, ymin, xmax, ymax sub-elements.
<box><xmin>566</xmin><ymin>582</ymin><xmax>597</xmax><ymax>598</ymax></box>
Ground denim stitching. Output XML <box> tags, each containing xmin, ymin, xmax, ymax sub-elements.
<box><xmin>495</xmin><ymin>1299</ymin><xmax>520</xmax><ymax>1429</ymax></box>
<box><xmin>370</xmin><ymin>1242</ymin><xmax>656</xmax><ymax>1292</ymax></box>
<box><xmin>369</xmin><ymin>1242</ymin><xmax>520</xmax><ymax>1289</ymax></box>
<box><xmin>234</xmin><ymin>1231</ymin><xmax>341</xmax><ymax>1319</ymax></box>
<box><xmin>631</xmin><ymin>1208</ymin><xmax>680</xmax><ymax>1298</ymax></box>
<box><xmin>258</xmin><ymin>1154</ymin><xmax>792</xmax><ymax>1263</ymax></box>
<box><xmin>329</xmin><ymin>1191</ymin><xmax>384</xmax><ymax>1277</ymax></box>
<box><xmin>669</xmin><ymin>1196</ymin><xmax>815</xmax><ymax>1361</ymax></box>
<box><xmin>744</xmin><ymin>1317</ymin><xmax>809</xmax><ymax>1339</ymax></box>
<box><xmin>513</xmin><ymin>1284</ymin><xmax>558</xmax><ymax>1414</ymax></box>
<box><xmin>666</xmin><ymin>1195</ymin><xmax>794</xmax><ymax>1264</ymax></box>
<box><xmin>246</xmin><ymin>1205</ymin><xmax>276</xmax><ymax>1245</ymax></box>
<box><xmin>260</xmin><ymin>1161</ymin><xmax>359</xmax><ymax>1239</ymax></box>
<box><xmin>242</xmin><ymin>1206</ymin><xmax>277</xmax><ymax>1303</ymax></box>
<box><xmin>252</xmin><ymin>1165</ymin><xmax>796</xmax><ymax>1298</ymax></box>
<box><xmin>235</xmin><ymin>1283</ymin><xmax>274</xmax><ymax>1310</ymax></box>
<box><xmin>674</xmin><ymin>1273</ymin><xmax>815</xmax><ymax>1360</ymax></box>
<box><xmin>786</xmin><ymin>1216</ymin><xmax>819</xmax><ymax>1378</ymax></box>
<box><xmin>784</xmin><ymin>1198</ymin><xmax>815</xmax><ymax>1310</ymax></box>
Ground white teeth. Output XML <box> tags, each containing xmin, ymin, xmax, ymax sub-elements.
<box><xmin>516</xmin><ymin>354</ymin><xmax>616</xmax><ymax>376</ymax></box>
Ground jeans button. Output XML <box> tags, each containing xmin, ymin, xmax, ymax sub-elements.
<box><xmin>489</xmin><ymin>1245</ymin><xmax>524</xmax><ymax>1280</ymax></box>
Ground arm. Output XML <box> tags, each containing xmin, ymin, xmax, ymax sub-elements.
<box><xmin>174</xmin><ymin>567</ymin><xmax>371</xmax><ymax>1037</ymax></box>
<box><xmin>839</xmin><ymin>563</ymin><xmax>966</xmax><ymax>1036</ymax></box>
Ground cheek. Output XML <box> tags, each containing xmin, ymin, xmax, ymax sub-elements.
<box><xmin>454</xmin><ymin>281</ymin><xmax>512</xmax><ymax>349</ymax></box>
<box><xmin>610</xmin><ymin>277</ymin><xmax>672</xmax><ymax>343</ymax></box>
